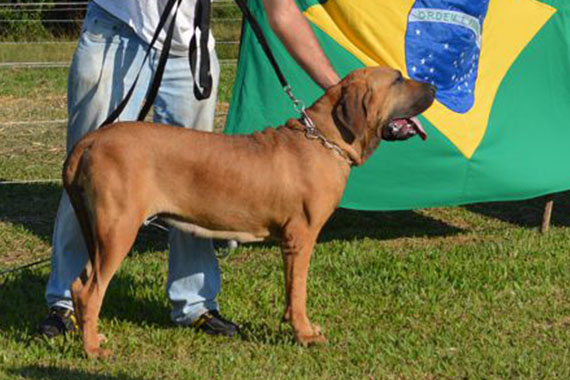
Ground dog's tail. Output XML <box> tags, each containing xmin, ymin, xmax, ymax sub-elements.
<box><xmin>63</xmin><ymin>141</ymin><xmax>97</xmax><ymax>267</ymax></box>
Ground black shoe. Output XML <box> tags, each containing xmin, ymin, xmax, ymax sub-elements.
<box><xmin>191</xmin><ymin>310</ymin><xmax>239</xmax><ymax>337</ymax></box>
<box><xmin>38</xmin><ymin>306</ymin><xmax>78</xmax><ymax>338</ymax></box>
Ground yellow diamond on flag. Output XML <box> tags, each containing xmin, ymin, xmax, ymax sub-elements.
<box><xmin>305</xmin><ymin>0</ymin><xmax>556</xmax><ymax>158</ymax></box>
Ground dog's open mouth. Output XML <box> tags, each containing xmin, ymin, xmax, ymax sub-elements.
<box><xmin>385</xmin><ymin>117</ymin><xmax>427</xmax><ymax>141</ymax></box>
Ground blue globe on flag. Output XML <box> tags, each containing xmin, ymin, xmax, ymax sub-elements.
<box><xmin>405</xmin><ymin>0</ymin><xmax>491</xmax><ymax>113</ymax></box>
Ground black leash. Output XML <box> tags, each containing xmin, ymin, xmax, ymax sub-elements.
<box><xmin>234</xmin><ymin>1</ymin><xmax>352</xmax><ymax>165</ymax></box>
<box><xmin>101</xmin><ymin>0</ymin><xmax>308</xmax><ymax>129</ymax></box>
<box><xmin>136</xmin><ymin>0</ymin><xmax>184</xmax><ymax>121</ymax></box>
<box><xmin>99</xmin><ymin>0</ymin><xmax>312</xmax><ymax>129</ymax></box>
<box><xmin>233</xmin><ymin>0</ymin><xmax>288</xmax><ymax>88</ymax></box>
<box><xmin>100</xmin><ymin>0</ymin><xmax>214</xmax><ymax>127</ymax></box>
<box><xmin>234</xmin><ymin>0</ymin><xmax>321</xmax><ymax>138</ymax></box>
<box><xmin>0</xmin><ymin>257</ymin><xmax>50</xmax><ymax>278</ymax></box>
<box><xmin>233</xmin><ymin>0</ymin><xmax>307</xmax><ymax>108</ymax></box>
<box><xmin>190</xmin><ymin>0</ymin><xmax>213</xmax><ymax>100</ymax></box>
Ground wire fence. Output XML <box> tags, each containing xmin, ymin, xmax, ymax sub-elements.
<box><xmin>0</xmin><ymin>59</ymin><xmax>238</xmax><ymax>69</ymax></box>
<box><xmin>0</xmin><ymin>0</ymin><xmax>241</xmax><ymax>120</ymax></box>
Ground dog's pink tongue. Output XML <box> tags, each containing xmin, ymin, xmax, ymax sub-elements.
<box><xmin>393</xmin><ymin>117</ymin><xmax>428</xmax><ymax>141</ymax></box>
<box><xmin>410</xmin><ymin>116</ymin><xmax>427</xmax><ymax>140</ymax></box>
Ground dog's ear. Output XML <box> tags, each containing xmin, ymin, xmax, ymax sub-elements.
<box><xmin>333</xmin><ymin>82</ymin><xmax>371</xmax><ymax>144</ymax></box>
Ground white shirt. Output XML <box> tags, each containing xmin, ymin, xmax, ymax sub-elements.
<box><xmin>93</xmin><ymin>0</ymin><xmax>215</xmax><ymax>56</ymax></box>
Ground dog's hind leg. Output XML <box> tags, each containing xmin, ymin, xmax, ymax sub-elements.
<box><xmin>77</xmin><ymin>210</ymin><xmax>140</xmax><ymax>359</ymax></box>
<box><xmin>281</xmin><ymin>222</ymin><xmax>326</xmax><ymax>346</ymax></box>
<box><xmin>70</xmin><ymin>260</ymin><xmax>91</xmax><ymax>336</ymax></box>
<box><xmin>71</xmin><ymin>261</ymin><xmax>109</xmax><ymax>345</ymax></box>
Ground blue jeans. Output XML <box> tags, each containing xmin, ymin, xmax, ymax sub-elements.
<box><xmin>45</xmin><ymin>2</ymin><xmax>221</xmax><ymax>324</ymax></box>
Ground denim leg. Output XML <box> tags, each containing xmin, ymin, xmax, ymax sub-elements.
<box><xmin>46</xmin><ymin>2</ymin><xmax>152</xmax><ymax>309</ymax></box>
<box><xmin>47</xmin><ymin>193</ymin><xmax>89</xmax><ymax>310</ymax></box>
<box><xmin>152</xmin><ymin>52</ymin><xmax>222</xmax><ymax>324</ymax></box>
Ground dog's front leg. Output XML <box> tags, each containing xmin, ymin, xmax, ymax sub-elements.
<box><xmin>281</xmin><ymin>252</ymin><xmax>293</xmax><ymax>324</ymax></box>
<box><xmin>281</xmin><ymin>223</ymin><xmax>326</xmax><ymax>346</ymax></box>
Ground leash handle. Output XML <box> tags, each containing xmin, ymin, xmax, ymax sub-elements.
<box><xmin>99</xmin><ymin>0</ymin><xmax>179</xmax><ymax>127</ymax></box>
<box><xmin>190</xmin><ymin>0</ymin><xmax>213</xmax><ymax>100</ymax></box>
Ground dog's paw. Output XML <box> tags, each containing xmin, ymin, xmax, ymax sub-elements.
<box><xmin>311</xmin><ymin>324</ymin><xmax>322</xmax><ymax>336</ymax></box>
<box><xmin>296</xmin><ymin>328</ymin><xmax>327</xmax><ymax>347</ymax></box>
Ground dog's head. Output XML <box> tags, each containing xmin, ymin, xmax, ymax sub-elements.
<box><xmin>332</xmin><ymin>67</ymin><xmax>436</xmax><ymax>165</ymax></box>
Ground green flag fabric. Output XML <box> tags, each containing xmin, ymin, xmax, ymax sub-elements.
<box><xmin>225</xmin><ymin>0</ymin><xmax>570</xmax><ymax>211</ymax></box>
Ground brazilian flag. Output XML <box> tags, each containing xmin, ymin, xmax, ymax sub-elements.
<box><xmin>225</xmin><ymin>0</ymin><xmax>569</xmax><ymax>210</ymax></box>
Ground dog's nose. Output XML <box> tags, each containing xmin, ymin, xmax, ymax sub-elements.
<box><xmin>428</xmin><ymin>84</ymin><xmax>437</xmax><ymax>96</ymax></box>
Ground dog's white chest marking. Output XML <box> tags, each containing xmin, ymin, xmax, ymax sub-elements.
<box><xmin>162</xmin><ymin>218</ymin><xmax>265</xmax><ymax>243</ymax></box>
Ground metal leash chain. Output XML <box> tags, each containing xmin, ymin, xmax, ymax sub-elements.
<box><xmin>143</xmin><ymin>215</ymin><xmax>169</xmax><ymax>232</ymax></box>
<box><xmin>143</xmin><ymin>216</ymin><xmax>235</xmax><ymax>258</ymax></box>
<box><xmin>284</xmin><ymin>85</ymin><xmax>315</xmax><ymax>132</ymax></box>
<box><xmin>284</xmin><ymin>85</ymin><xmax>353</xmax><ymax>165</ymax></box>
<box><xmin>233</xmin><ymin>0</ymin><xmax>351</xmax><ymax>165</ymax></box>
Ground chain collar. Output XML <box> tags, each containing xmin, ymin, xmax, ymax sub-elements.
<box><xmin>283</xmin><ymin>85</ymin><xmax>354</xmax><ymax>167</ymax></box>
<box><xmin>292</xmin><ymin>113</ymin><xmax>355</xmax><ymax>167</ymax></box>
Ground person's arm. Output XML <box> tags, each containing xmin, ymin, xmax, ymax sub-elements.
<box><xmin>262</xmin><ymin>0</ymin><xmax>340</xmax><ymax>90</ymax></box>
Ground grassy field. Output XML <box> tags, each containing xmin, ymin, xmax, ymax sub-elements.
<box><xmin>2</xmin><ymin>10</ymin><xmax>570</xmax><ymax>380</ymax></box>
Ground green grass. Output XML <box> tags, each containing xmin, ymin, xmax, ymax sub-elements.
<box><xmin>0</xmin><ymin>64</ymin><xmax>236</xmax><ymax>181</ymax></box>
<box><xmin>3</xmin><ymin>12</ymin><xmax>570</xmax><ymax>380</ymax></box>
<box><xmin>0</xmin><ymin>31</ymin><xmax>238</xmax><ymax>65</ymax></box>
<box><xmin>2</xmin><ymin>192</ymin><xmax>570</xmax><ymax>379</ymax></box>
<box><xmin>0</xmin><ymin>43</ymin><xmax>77</xmax><ymax>65</ymax></box>
<box><xmin>0</xmin><ymin>71</ymin><xmax>235</xmax><ymax>183</ymax></box>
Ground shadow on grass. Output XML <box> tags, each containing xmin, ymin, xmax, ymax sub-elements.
<box><xmin>0</xmin><ymin>183</ymin><xmax>465</xmax><ymax>259</ymax></box>
<box><xmin>7</xmin><ymin>366</ymin><xmax>147</xmax><ymax>380</ymax></box>
<box><xmin>0</xmin><ymin>182</ymin><xmax>61</xmax><ymax>242</ymax></box>
<box><xmin>2</xmin><ymin>182</ymin><xmax>569</xmax><ymax>251</ymax></box>
<box><xmin>319</xmin><ymin>207</ymin><xmax>463</xmax><ymax>242</ymax></box>
<box><xmin>213</xmin><ymin>207</ymin><xmax>465</xmax><ymax>253</ymax></box>
<box><xmin>465</xmin><ymin>191</ymin><xmax>570</xmax><ymax>228</ymax></box>
<box><xmin>0</xmin><ymin>182</ymin><xmax>169</xmax><ymax>255</ymax></box>
<box><xmin>0</xmin><ymin>268</ymin><xmax>171</xmax><ymax>337</ymax></box>
<box><xmin>0</xmin><ymin>269</ymin><xmax>47</xmax><ymax>335</ymax></box>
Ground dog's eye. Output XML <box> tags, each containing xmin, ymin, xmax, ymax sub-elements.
<box><xmin>393</xmin><ymin>73</ymin><xmax>404</xmax><ymax>85</ymax></box>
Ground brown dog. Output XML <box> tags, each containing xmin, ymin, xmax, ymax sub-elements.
<box><xmin>64</xmin><ymin>67</ymin><xmax>435</xmax><ymax>358</ymax></box>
